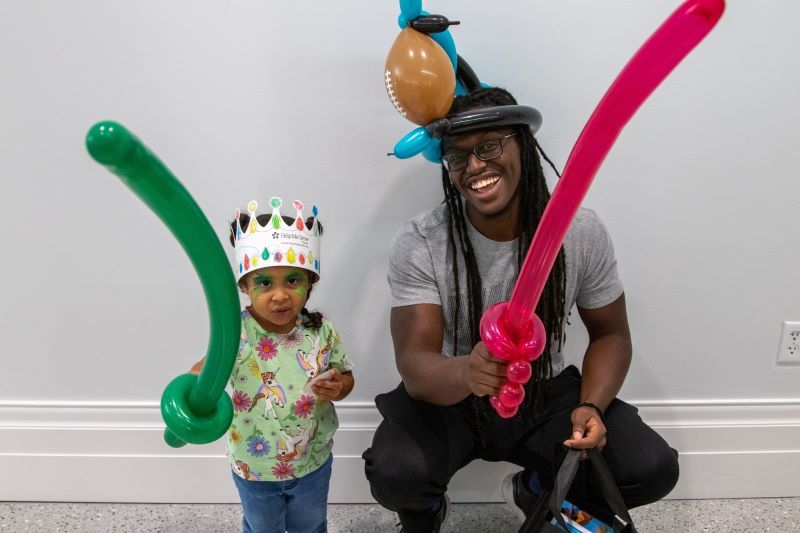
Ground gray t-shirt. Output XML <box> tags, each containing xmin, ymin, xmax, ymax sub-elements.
<box><xmin>387</xmin><ymin>205</ymin><xmax>623</xmax><ymax>375</ymax></box>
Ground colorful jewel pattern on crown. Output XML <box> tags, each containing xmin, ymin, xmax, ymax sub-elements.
<box><xmin>232</xmin><ymin>197</ymin><xmax>321</xmax><ymax>282</ymax></box>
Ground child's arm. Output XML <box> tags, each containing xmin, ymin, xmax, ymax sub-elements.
<box><xmin>188</xmin><ymin>358</ymin><xmax>205</xmax><ymax>375</ymax></box>
<box><xmin>311</xmin><ymin>368</ymin><xmax>354</xmax><ymax>402</ymax></box>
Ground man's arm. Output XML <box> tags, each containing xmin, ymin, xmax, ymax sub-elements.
<box><xmin>391</xmin><ymin>303</ymin><xmax>508</xmax><ymax>406</ymax></box>
<box><xmin>564</xmin><ymin>293</ymin><xmax>632</xmax><ymax>450</ymax></box>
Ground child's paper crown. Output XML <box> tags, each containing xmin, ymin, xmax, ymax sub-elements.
<box><xmin>232</xmin><ymin>197</ymin><xmax>321</xmax><ymax>282</ymax></box>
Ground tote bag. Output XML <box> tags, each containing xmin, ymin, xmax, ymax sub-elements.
<box><xmin>518</xmin><ymin>448</ymin><xmax>637</xmax><ymax>533</ymax></box>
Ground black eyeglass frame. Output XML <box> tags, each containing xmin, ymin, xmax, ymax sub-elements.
<box><xmin>441</xmin><ymin>133</ymin><xmax>517</xmax><ymax>172</ymax></box>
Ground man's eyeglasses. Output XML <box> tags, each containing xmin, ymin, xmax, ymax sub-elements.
<box><xmin>441</xmin><ymin>133</ymin><xmax>517</xmax><ymax>172</ymax></box>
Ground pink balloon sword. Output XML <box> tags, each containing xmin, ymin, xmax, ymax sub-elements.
<box><xmin>480</xmin><ymin>0</ymin><xmax>726</xmax><ymax>417</ymax></box>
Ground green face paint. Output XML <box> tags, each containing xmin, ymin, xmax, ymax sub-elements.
<box><xmin>252</xmin><ymin>273</ymin><xmax>273</xmax><ymax>285</ymax></box>
<box><xmin>286</xmin><ymin>269</ymin><xmax>309</xmax><ymax>298</ymax></box>
<box><xmin>248</xmin><ymin>268</ymin><xmax>308</xmax><ymax>298</ymax></box>
<box><xmin>248</xmin><ymin>273</ymin><xmax>273</xmax><ymax>297</ymax></box>
<box><xmin>285</xmin><ymin>269</ymin><xmax>306</xmax><ymax>281</ymax></box>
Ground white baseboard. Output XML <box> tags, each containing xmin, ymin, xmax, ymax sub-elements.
<box><xmin>1</xmin><ymin>399</ymin><xmax>798</xmax><ymax>503</ymax></box>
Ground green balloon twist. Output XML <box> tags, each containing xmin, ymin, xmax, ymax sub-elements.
<box><xmin>86</xmin><ymin>121</ymin><xmax>240</xmax><ymax>448</ymax></box>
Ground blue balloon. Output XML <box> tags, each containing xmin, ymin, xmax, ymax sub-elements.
<box><xmin>455</xmin><ymin>79</ymin><xmax>490</xmax><ymax>95</ymax></box>
<box><xmin>393</xmin><ymin>127</ymin><xmax>432</xmax><ymax>159</ymax></box>
<box><xmin>422</xmin><ymin>138</ymin><xmax>442</xmax><ymax>163</ymax></box>
<box><xmin>399</xmin><ymin>0</ymin><xmax>422</xmax><ymax>22</ymax></box>
<box><xmin>391</xmin><ymin>0</ymin><xmax>480</xmax><ymax>163</ymax></box>
<box><xmin>398</xmin><ymin>5</ymin><xmax>458</xmax><ymax>73</ymax></box>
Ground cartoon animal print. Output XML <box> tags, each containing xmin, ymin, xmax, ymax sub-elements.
<box><xmin>296</xmin><ymin>330</ymin><xmax>336</xmax><ymax>380</ymax></box>
<box><xmin>278</xmin><ymin>426</ymin><xmax>296</xmax><ymax>454</ymax></box>
<box><xmin>296</xmin><ymin>334</ymin><xmax>322</xmax><ymax>379</ymax></box>
<box><xmin>276</xmin><ymin>423</ymin><xmax>318</xmax><ymax>463</ymax></box>
<box><xmin>317</xmin><ymin>329</ymin><xmax>335</xmax><ymax>370</ymax></box>
<box><xmin>246</xmin><ymin>358</ymin><xmax>286</xmax><ymax>420</ymax></box>
<box><xmin>233</xmin><ymin>459</ymin><xmax>261</xmax><ymax>480</ymax></box>
<box><xmin>293</xmin><ymin>423</ymin><xmax>312</xmax><ymax>451</ymax></box>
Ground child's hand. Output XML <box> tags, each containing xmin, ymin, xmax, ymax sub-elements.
<box><xmin>188</xmin><ymin>358</ymin><xmax>204</xmax><ymax>375</ymax></box>
<box><xmin>311</xmin><ymin>368</ymin><xmax>354</xmax><ymax>402</ymax></box>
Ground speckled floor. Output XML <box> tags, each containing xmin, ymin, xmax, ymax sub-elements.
<box><xmin>1</xmin><ymin>499</ymin><xmax>799</xmax><ymax>532</ymax></box>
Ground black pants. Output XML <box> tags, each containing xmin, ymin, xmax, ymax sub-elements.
<box><xmin>362</xmin><ymin>366</ymin><xmax>679</xmax><ymax>527</ymax></box>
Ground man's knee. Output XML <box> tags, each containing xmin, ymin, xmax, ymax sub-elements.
<box><xmin>642</xmin><ymin>446</ymin><xmax>679</xmax><ymax>501</ymax></box>
<box><xmin>615</xmin><ymin>445</ymin><xmax>679</xmax><ymax>508</ymax></box>
<box><xmin>363</xmin><ymin>435</ymin><xmax>433</xmax><ymax>511</ymax></box>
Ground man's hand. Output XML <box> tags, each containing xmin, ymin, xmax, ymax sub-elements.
<box><xmin>563</xmin><ymin>405</ymin><xmax>607</xmax><ymax>458</ymax></box>
<box><xmin>462</xmin><ymin>341</ymin><xmax>509</xmax><ymax>397</ymax></box>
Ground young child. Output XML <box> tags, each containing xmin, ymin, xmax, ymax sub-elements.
<box><xmin>190</xmin><ymin>196</ymin><xmax>354</xmax><ymax>533</ymax></box>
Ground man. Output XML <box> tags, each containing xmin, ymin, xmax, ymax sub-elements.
<box><xmin>363</xmin><ymin>87</ymin><xmax>679</xmax><ymax>532</ymax></box>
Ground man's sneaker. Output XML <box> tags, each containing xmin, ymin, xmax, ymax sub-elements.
<box><xmin>398</xmin><ymin>494</ymin><xmax>451</xmax><ymax>533</ymax></box>
<box><xmin>431</xmin><ymin>493</ymin><xmax>451</xmax><ymax>532</ymax></box>
<box><xmin>501</xmin><ymin>471</ymin><xmax>538</xmax><ymax>523</ymax></box>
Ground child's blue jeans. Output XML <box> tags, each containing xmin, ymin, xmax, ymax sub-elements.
<box><xmin>231</xmin><ymin>454</ymin><xmax>332</xmax><ymax>533</ymax></box>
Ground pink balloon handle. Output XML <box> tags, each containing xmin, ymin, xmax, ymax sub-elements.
<box><xmin>490</xmin><ymin>395</ymin><xmax>518</xmax><ymax>419</ymax></box>
<box><xmin>481</xmin><ymin>0</ymin><xmax>725</xmax><ymax>417</ymax></box>
<box><xmin>499</xmin><ymin>383</ymin><xmax>526</xmax><ymax>408</ymax></box>
<box><xmin>480</xmin><ymin>302</ymin><xmax>547</xmax><ymax>362</ymax></box>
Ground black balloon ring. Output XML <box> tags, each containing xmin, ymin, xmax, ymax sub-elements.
<box><xmin>424</xmin><ymin>105</ymin><xmax>543</xmax><ymax>139</ymax></box>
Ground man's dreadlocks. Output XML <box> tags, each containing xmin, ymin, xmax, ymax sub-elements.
<box><xmin>440</xmin><ymin>87</ymin><xmax>567</xmax><ymax>413</ymax></box>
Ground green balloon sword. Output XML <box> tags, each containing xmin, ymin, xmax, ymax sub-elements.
<box><xmin>86</xmin><ymin>121</ymin><xmax>239</xmax><ymax>448</ymax></box>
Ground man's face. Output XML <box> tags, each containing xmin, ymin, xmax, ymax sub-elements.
<box><xmin>441</xmin><ymin>128</ymin><xmax>522</xmax><ymax>227</ymax></box>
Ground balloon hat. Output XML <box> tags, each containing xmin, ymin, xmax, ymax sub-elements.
<box><xmin>384</xmin><ymin>0</ymin><xmax>726</xmax><ymax>418</ymax></box>
<box><xmin>384</xmin><ymin>0</ymin><xmax>547</xmax><ymax>162</ymax></box>
<box><xmin>424</xmin><ymin>105</ymin><xmax>542</xmax><ymax>139</ymax></box>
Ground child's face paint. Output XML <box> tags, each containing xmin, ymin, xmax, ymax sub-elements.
<box><xmin>241</xmin><ymin>266</ymin><xmax>310</xmax><ymax>334</ymax></box>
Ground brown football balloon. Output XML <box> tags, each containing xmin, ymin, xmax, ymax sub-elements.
<box><xmin>385</xmin><ymin>27</ymin><xmax>456</xmax><ymax>126</ymax></box>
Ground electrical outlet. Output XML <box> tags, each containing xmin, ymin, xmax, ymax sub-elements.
<box><xmin>777</xmin><ymin>321</ymin><xmax>800</xmax><ymax>365</ymax></box>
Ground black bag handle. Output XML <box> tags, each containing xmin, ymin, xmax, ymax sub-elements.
<box><xmin>518</xmin><ymin>448</ymin><xmax>637</xmax><ymax>533</ymax></box>
<box><xmin>548</xmin><ymin>448</ymin><xmax>581</xmax><ymax>530</ymax></box>
<box><xmin>518</xmin><ymin>484</ymin><xmax>560</xmax><ymax>533</ymax></box>
<box><xmin>585</xmin><ymin>448</ymin><xmax>636</xmax><ymax>532</ymax></box>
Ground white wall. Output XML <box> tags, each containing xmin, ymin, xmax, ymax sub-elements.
<box><xmin>1</xmin><ymin>0</ymin><xmax>798</xmax><ymax>502</ymax></box>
